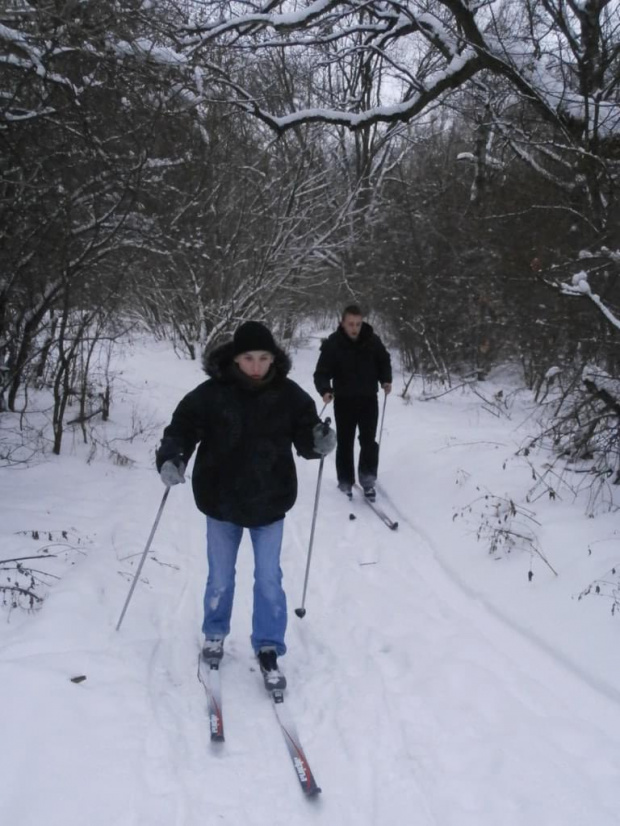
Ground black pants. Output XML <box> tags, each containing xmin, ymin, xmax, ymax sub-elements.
<box><xmin>333</xmin><ymin>395</ymin><xmax>379</xmax><ymax>488</ymax></box>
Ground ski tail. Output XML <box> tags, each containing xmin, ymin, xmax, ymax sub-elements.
<box><xmin>197</xmin><ymin>654</ymin><xmax>225</xmax><ymax>742</ymax></box>
<box><xmin>354</xmin><ymin>485</ymin><xmax>399</xmax><ymax>530</ymax></box>
<box><xmin>271</xmin><ymin>690</ymin><xmax>322</xmax><ymax>796</ymax></box>
<box><xmin>197</xmin><ymin>650</ymin><xmax>321</xmax><ymax>795</ymax></box>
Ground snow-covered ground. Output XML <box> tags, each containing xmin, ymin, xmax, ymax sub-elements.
<box><xmin>1</xmin><ymin>330</ymin><xmax>619</xmax><ymax>826</ymax></box>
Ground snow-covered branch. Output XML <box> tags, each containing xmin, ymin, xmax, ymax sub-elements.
<box><xmin>561</xmin><ymin>269</ymin><xmax>620</xmax><ymax>333</ymax></box>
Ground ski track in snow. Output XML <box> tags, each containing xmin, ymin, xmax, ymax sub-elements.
<box><xmin>1</xmin><ymin>337</ymin><xmax>620</xmax><ymax>825</ymax></box>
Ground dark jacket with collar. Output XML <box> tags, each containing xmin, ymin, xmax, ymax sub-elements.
<box><xmin>313</xmin><ymin>322</ymin><xmax>392</xmax><ymax>398</ymax></box>
<box><xmin>156</xmin><ymin>341</ymin><xmax>321</xmax><ymax>527</ymax></box>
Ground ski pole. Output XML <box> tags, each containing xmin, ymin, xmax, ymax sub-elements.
<box><xmin>115</xmin><ymin>486</ymin><xmax>171</xmax><ymax>631</ymax></box>
<box><xmin>295</xmin><ymin>418</ymin><xmax>331</xmax><ymax>619</ymax></box>
<box><xmin>378</xmin><ymin>391</ymin><xmax>388</xmax><ymax>456</ymax></box>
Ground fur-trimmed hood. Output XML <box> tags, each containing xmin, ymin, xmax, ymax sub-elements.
<box><xmin>202</xmin><ymin>340</ymin><xmax>292</xmax><ymax>382</ymax></box>
<box><xmin>158</xmin><ymin>339</ymin><xmax>319</xmax><ymax>527</ymax></box>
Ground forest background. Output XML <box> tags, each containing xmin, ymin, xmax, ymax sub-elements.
<box><xmin>1</xmin><ymin>0</ymin><xmax>619</xmax><ymax>519</ymax></box>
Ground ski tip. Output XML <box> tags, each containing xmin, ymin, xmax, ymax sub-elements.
<box><xmin>391</xmin><ymin>522</ymin><xmax>399</xmax><ymax>531</ymax></box>
<box><xmin>349</xmin><ymin>513</ymin><xmax>356</xmax><ymax>520</ymax></box>
<box><xmin>305</xmin><ymin>785</ymin><xmax>322</xmax><ymax>797</ymax></box>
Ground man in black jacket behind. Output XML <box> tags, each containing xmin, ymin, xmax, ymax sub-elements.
<box><xmin>313</xmin><ymin>305</ymin><xmax>392</xmax><ymax>501</ymax></box>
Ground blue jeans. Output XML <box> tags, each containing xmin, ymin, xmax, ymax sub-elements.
<box><xmin>202</xmin><ymin>516</ymin><xmax>287</xmax><ymax>656</ymax></box>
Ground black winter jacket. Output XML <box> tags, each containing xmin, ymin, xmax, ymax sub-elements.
<box><xmin>156</xmin><ymin>342</ymin><xmax>321</xmax><ymax>527</ymax></box>
<box><xmin>313</xmin><ymin>322</ymin><xmax>392</xmax><ymax>398</ymax></box>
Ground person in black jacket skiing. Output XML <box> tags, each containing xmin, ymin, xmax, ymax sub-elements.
<box><xmin>313</xmin><ymin>305</ymin><xmax>392</xmax><ymax>501</ymax></box>
<box><xmin>156</xmin><ymin>321</ymin><xmax>335</xmax><ymax>686</ymax></box>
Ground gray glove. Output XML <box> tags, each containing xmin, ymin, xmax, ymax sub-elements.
<box><xmin>160</xmin><ymin>459</ymin><xmax>186</xmax><ymax>486</ymax></box>
<box><xmin>312</xmin><ymin>422</ymin><xmax>337</xmax><ymax>455</ymax></box>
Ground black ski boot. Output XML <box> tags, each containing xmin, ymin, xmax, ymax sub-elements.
<box><xmin>338</xmin><ymin>481</ymin><xmax>353</xmax><ymax>500</ymax></box>
<box><xmin>202</xmin><ymin>638</ymin><xmax>224</xmax><ymax>661</ymax></box>
<box><xmin>257</xmin><ymin>647</ymin><xmax>287</xmax><ymax>690</ymax></box>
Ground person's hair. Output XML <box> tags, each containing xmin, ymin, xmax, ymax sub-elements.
<box><xmin>341</xmin><ymin>304</ymin><xmax>363</xmax><ymax>320</ymax></box>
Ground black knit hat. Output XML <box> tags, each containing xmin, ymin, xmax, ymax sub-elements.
<box><xmin>232</xmin><ymin>321</ymin><xmax>277</xmax><ymax>356</ymax></box>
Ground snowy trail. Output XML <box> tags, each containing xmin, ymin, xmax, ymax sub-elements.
<box><xmin>302</xmin><ymin>483</ymin><xmax>620</xmax><ymax>826</ymax></box>
<box><xmin>1</xmin><ymin>337</ymin><xmax>620</xmax><ymax>825</ymax></box>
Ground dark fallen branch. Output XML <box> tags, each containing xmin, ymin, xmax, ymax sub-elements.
<box><xmin>420</xmin><ymin>380</ymin><xmax>474</xmax><ymax>400</ymax></box>
<box><xmin>0</xmin><ymin>554</ymin><xmax>58</xmax><ymax>564</ymax></box>
<box><xmin>66</xmin><ymin>407</ymin><xmax>104</xmax><ymax>426</ymax></box>
<box><xmin>0</xmin><ymin>584</ymin><xmax>43</xmax><ymax>602</ymax></box>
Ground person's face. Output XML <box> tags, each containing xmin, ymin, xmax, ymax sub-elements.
<box><xmin>234</xmin><ymin>350</ymin><xmax>274</xmax><ymax>379</ymax></box>
<box><xmin>341</xmin><ymin>313</ymin><xmax>363</xmax><ymax>340</ymax></box>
